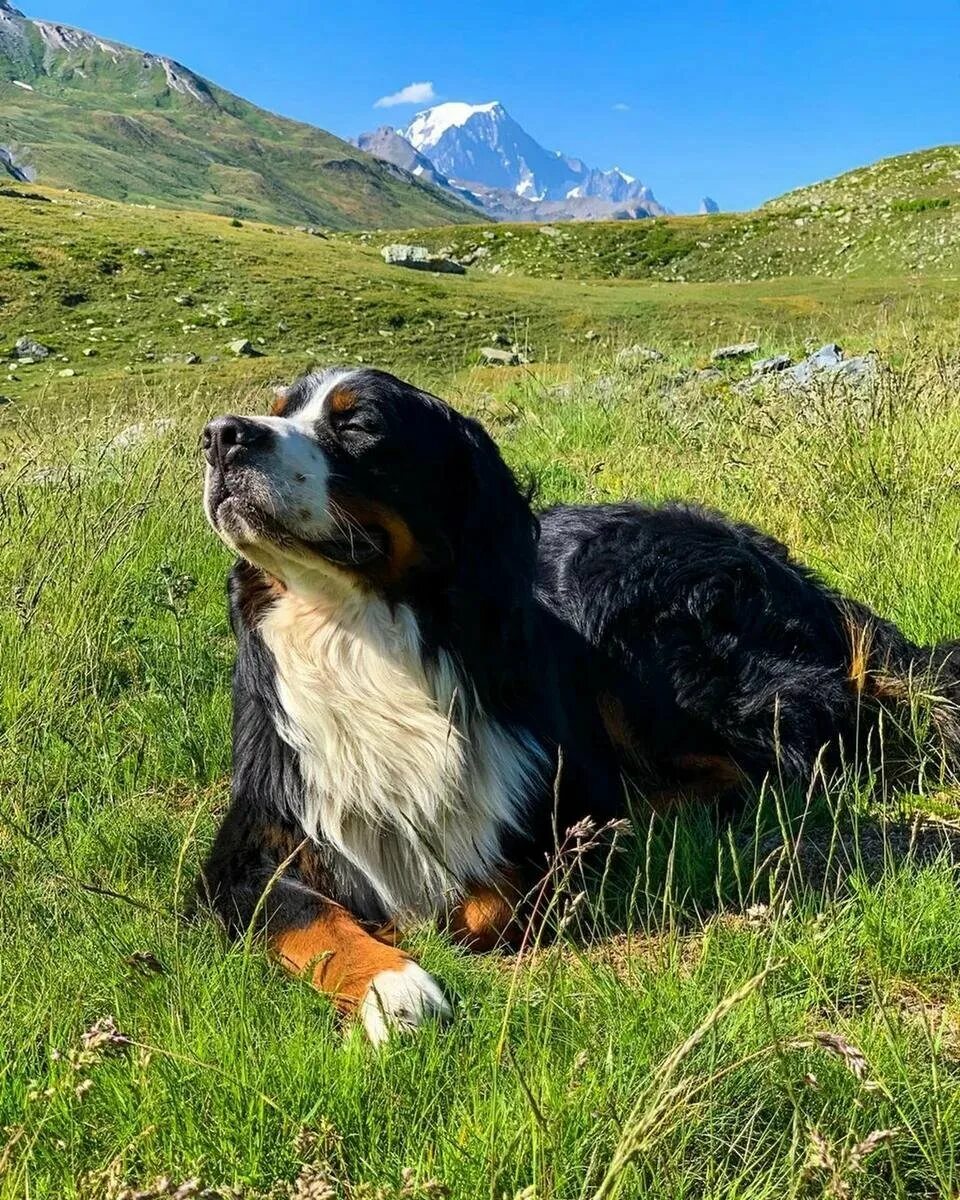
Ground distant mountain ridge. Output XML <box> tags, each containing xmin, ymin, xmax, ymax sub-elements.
<box><xmin>0</xmin><ymin>3</ymin><xmax>475</xmax><ymax>228</ymax></box>
<box><xmin>402</xmin><ymin>102</ymin><xmax>662</xmax><ymax>208</ymax></box>
<box><xmin>359</xmin><ymin>101</ymin><xmax>669</xmax><ymax>223</ymax></box>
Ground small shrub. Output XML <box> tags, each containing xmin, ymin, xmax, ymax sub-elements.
<box><xmin>891</xmin><ymin>196</ymin><xmax>951</xmax><ymax>213</ymax></box>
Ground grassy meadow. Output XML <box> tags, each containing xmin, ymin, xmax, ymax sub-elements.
<box><xmin>4</xmin><ymin>183</ymin><xmax>960</xmax><ymax>1198</ymax></box>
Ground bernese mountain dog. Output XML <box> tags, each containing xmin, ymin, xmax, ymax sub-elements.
<box><xmin>200</xmin><ymin>365</ymin><xmax>959</xmax><ymax>1043</ymax></box>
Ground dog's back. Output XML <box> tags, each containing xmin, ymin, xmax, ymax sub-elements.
<box><xmin>535</xmin><ymin>501</ymin><xmax>956</xmax><ymax>788</ymax></box>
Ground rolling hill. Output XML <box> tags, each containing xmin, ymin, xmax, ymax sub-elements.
<box><xmin>0</xmin><ymin>168</ymin><xmax>958</xmax><ymax>410</ymax></box>
<box><xmin>0</xmin><ymin>2</ymin><xmax>475</xmax><ymax>229</ymax></box>
<box><xmin>397</xmin><ymin>144</ymin><xmax>960</xmax><ymax>281</ymax></box>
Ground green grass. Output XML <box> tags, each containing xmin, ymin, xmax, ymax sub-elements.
<box><xmin>5</xmin><ymin>335</ymin><xmax>960</xmax><ymax>1197</ymax></box>
<box><xmin>5</xmin><ymin>176</ymin><xmax>960</xmax><ymax>1196</ymax></box>
<box><xmin>4</xmin><ymin>184</ymin><xmax>960</xmax><ymax>414</ymax></box>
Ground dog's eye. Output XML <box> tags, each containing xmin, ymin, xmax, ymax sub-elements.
<box><xmin>332</xmin><ymin>408</ymin><xmax>379</xmax><ymax>437</ymax></box>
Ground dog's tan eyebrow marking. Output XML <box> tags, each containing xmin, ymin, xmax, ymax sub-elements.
<box><xmin>327</xmin><ymin>386</ymin><xmax>357</xmax><ymax>414</ymax></box>
<box><xmin>270</xmin><ymin>385</ymin><xmax>291</xmax><ymax>417</ymax></box>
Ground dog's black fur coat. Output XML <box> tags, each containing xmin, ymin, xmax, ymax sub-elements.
<box><xmin>200</xmin><ymin>368</ymin><xmax>958</xmax><ymax>941</ymax></box>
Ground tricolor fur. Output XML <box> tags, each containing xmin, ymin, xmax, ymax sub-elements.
<box><xmin>199</xmin><ymin>365</ymin><xmax>960</xmax><ymax>1041</ymax></box>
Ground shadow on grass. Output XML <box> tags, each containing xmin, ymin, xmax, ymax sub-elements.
<box><xmin>547</xmin><ymin>778</ymin><xmax>960</xmax><ymax>947</ymax></box>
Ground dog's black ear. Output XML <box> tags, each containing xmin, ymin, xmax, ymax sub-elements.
<box><xmin>447</xmin><ymin>414</ymin><xmax>538</xmax><ymax>695</ymax></box>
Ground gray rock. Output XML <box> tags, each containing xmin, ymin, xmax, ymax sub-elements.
<box><xmin>834</xmin><ymin>355</ymin><xmax>875</xmax><ymax>382</ymax></box>
<box><xmin>108</xmin><ymin>418</ymin><xmax>177</xmax><ymax>452</ymax></box>
<box><xmin>132</xmin><ymin>247</ymin><xmax>153</xmax><ymax>259</ymax></box>
<box><xmin>228</xmin><ymin>338</ymin><xmax>260</xmax><ymax>357</ymax></box>
<box><xmin>696</xmin><ymin>368</ymin><xmax>724</xmax><ymax>383</ymax></box>
<box><xmin>15</xmin><ymin>336</ymin><xmax>50</xmax><ymax>360</ymax></box>
<box><xmin>57</xmin><ymin>368</ymin><xmax>77</xmax><ymax>377</ymax></box>
<box><xmin>174</xmin><ymin>294</ymin><xmax>194</xmax><ymax>307</ymax></box>
<box><xmin>458</xmin><ymin>245</ymin><xmax>490</xmax><ymax>266</ymax></box>
<box><xmin>809</xmin><ymin>343</ymin><xmax>844</xmax><ymax>368</ymax></box>
<box><xmin>782</xmin><ymin>343</ymin><xmax>875</xmax><ymax>388</ymax></box>
<box><xmin>711</xmin><ymin>341</ymin><xmax>760</xmax><ymax>362</ymax></box>
<box><xmin>616</xmin><ymin>344</ymin><xmax>665</xmax><ymax>364</ymax></box>
<box><xmin>380</xmin><ymin>244</ymin><xmax>466</xmax><ymax>274</ymax></box>
<box><xmin>751</xmin><ymin>353</ymin><xmax>793</xmax><ymax>376</ymax></box>
<box><xmin>479</xmin><ymin>346</ymin><xmax>524</xmax><ymax>366</ymax></box>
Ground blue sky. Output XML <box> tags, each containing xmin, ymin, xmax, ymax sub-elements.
<box><xmin>33</xmin><ymin>1</ymin><xmax>960</xmax><ymax>213</ymax></box>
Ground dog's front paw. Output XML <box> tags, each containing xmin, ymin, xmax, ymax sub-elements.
<box><xmin>359</xmin><ymin>961</ymin><xmax>451</xmax><ymax>1046</ymax></box>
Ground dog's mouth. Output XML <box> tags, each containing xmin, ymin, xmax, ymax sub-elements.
<box><xmin>207</xmin><ymin>473</ymin><xmax>388</xmax><ymax>567</ymax></box>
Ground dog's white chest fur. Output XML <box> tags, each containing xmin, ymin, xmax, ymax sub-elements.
<box><xmin>259</xmin><ymin>592</ymin><xmax>544</xmax><ymax>916</ymax></box>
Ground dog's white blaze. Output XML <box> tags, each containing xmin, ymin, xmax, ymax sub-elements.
<box><xmin>259</xmin><ymin>590</ymin><xmax>546</xmax><ymax>917</ymax></box>
<box><xmin>295</xmin><ymin>368</ymin><xmax>355</xmax><ymax>423</ymax></box>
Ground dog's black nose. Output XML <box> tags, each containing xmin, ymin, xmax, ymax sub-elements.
<box><xmin>202</xmin><ymin>416</ymin><xmax>270</xmax><ymax>467</ymax></box>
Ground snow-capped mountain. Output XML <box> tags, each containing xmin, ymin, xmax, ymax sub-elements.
<box><xmin>400</xmin><ymin>101</ymin><xmax>666</xmax><ymax>213</ymax></box>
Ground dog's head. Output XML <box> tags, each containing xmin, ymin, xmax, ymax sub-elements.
<box><xmin>203</xmin><ymin>367</ymin><xmax>537</xmax><ymax>608</ymax></box>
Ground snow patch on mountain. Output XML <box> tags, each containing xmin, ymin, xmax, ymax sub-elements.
<box><xmin>405</xmin><ymin>101</ymin><xmax>502</xmax><ymax>147</ymax></box>
<box><xmin>401</xmin><ymin>100</ymin><xmax>666</xmax><ymax>214</ymax></box>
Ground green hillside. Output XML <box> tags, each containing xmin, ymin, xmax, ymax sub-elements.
<box><xmin>396</xmin><ymin>144</ymin><xmax>960</xmax><ymax>281</ymax></box>
<box><xmin>3</xmin><ymin>182</ymin><xmax>960</xmax><ymax>409</ymax></box>
<box><xmin>0</xmin><ymin>3</ymin><xmax>474</xmax><ymax>229</ymax></box>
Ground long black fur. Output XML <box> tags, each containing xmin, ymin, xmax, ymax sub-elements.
<box><xmin>200</xmin><ymin>368</ymin><xmax>959</xmax><ymax>938</ymax></box>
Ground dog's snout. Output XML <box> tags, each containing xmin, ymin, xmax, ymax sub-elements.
<box><xmin>203</xmin><ymin>416</ymin><xmax>270</xmax><ymax>467</ymax></box>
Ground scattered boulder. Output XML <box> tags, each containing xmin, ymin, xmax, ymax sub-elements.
<box><xmin>57</xmin><ymin>368</ymin><xmax>77</xmax><ymax>378</ymax></box>
<box><xmin>14</xmin><ymin>336</ymin><xmax>50</xmax><ymax>360</ymax></box>
<box><xmin>616</xmin><ymin>345</ymin><xmax>665</xmax><ymax>364</ymax></box>
<box><xmin>132</xmin><ymin>247</ymin><xmax>153</xmax><ymax>259</ymax></box>
<box><xmin>174</xmin><ymin>294</ymin><xmax>194</xmax><ymax>307</ymax></box>
<box><xmin>228</xmin><ymin>338</ymin><xmax>260</xmax><ymax>358</ymax></box>
<box><xmin>162</xmin><ymin>352</ymin><xmax>201</xmax><ymax>365</ymax></box>
<box><xmin>782</xmin><ymin>343</ymin><xmax>875</xmax><ymax>388</ymax></box>
<box><xmin>833</xmin><ymin>355</ymin><xmax>875</xmax><ymax>383</ymax></box>
<box><xmin>458</xmin><ymin>245</ymin><xmax>490</xmax><ymax>266</ymax></box>
<box><xmin>381</xmin><ymin>244</ymin><xmax>466</xmax><ymax>274</ymax></box>
<box><xmin>711</xmin><ymin>341</ymin><xmax>760</xmax><ymax>362</ymax></box>
<box><xmin>695</xmin><ymin>368</ymin><xmax>723</xmax><ymax>383</ymax></box>
<box><xmin>751</xmin><ymin>353</ymin><xmax>793</xmax><ymax>376</ymax></box>
<box><xmin>107</xmin><ymin>418</ymin><xmax>177</xmax><ymax>452</ymax></box>
<box><xmin>480</xmin><ymin>347</ymin><xmax>525</xmax><ymax>366</ymax></box>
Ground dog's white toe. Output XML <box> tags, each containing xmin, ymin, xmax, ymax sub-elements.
<box><xmin>359</xmin><ymin>961</ymin><xmax>452</xmax><ymax>1046</ymax></box>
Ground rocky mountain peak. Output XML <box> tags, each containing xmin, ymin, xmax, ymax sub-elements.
<box><xmin>401</xmin><ymin>100</ymin><xmax>666</xmax><ymax>213</ymax></box>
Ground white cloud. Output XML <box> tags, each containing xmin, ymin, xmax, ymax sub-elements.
<box><xmin>612</xmin><ymin>102</ymin><xmax>630</xmax><ymax>112</ymax></box>
<box><xmin>374</xmin><ymin>81</ymin><xmax>437</xmax><ymax>108</ymax></box>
